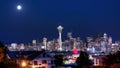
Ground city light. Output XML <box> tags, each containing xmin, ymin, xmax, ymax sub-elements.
<box><xmin>21</xmin><ymin>60</ymin><xmax>27</xmax><ymax>67</ymax></box>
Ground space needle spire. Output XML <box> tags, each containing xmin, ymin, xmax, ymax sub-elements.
<box><xmin>57</xmin><ymin>25</ymin><xmax>63</xmax><ymax>51</ymax></box>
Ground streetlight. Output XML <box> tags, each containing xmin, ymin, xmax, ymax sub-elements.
<box><xmin>57</xmin><ymin>25</ymin><xmax>63</xmax><ymax>51</ymax></box>
<box><xmin>21</xmin><ymin>60</ymin><xmax>27</xmax><ymax>68</ymax></box>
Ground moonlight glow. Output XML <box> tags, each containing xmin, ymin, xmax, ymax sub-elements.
<box><xmin>17</xmin><ymin>5</ymin><xmax>22</xmax><ymax>10</ymax></box>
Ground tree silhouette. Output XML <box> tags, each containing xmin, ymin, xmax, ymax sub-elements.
<box><xmin>76</xmin><ymin>50</ymin><xmax>93</xmax><ymax>68</ymax></box>
<box><xmin>54</xmin><ymin>54</ymin><xmax>63</xmax><ymax>67</ymax></box>
<box><xmin>104</xmin><ymin>50</ymin><xmax>120</xmax><ymax>68</ymax></box>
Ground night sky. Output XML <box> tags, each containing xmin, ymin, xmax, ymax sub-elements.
<box><xmin>0</xmin><ymin>0</ymin><xmax>120</xmax><ymax>43</ymax></box>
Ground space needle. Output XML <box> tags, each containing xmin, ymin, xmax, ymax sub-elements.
<box><xmin>57</xmin><ymin>25</ymin><xmax>63</xmax><ymax>51</ymax></box>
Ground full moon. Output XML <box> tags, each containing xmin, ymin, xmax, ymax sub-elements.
<box><xmin>17</xmin><ymin>5</ymin><xmax>22</xmax><ymax>10</ymax></box>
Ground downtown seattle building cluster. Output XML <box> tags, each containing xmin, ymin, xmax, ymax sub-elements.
<box><xmin>5</xmin><ymin>26</ymin><xmax>120</xmax><ymax>55</ymax></box>
<box><xmin>4</xmin><ymin>26</ymin><xmax>120</xmax><ymax>68</ymax></box>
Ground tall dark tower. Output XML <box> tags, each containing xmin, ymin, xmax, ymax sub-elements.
<box><xmin>67</xmin><ymin>32</ymin><xmax>73</xmax><ymax>40</ymax></box>
<box><xmin>103</xmin><ymin>33</ymin><xmax>108</xmax><ymax>41</ymax></box>
<box><xmin>97</xmin><ymin>32</ymin><xmax>101</xmax><ymax>38</ymax></box>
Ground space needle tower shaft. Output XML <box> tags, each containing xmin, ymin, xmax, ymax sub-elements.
<box><xmin>57</xmin><ymin>25</ymin><xmax>63</xmax><ymax>51</ymax></box>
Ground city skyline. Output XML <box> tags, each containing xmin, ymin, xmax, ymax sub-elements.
<box><xmin>0</xmin><ymin>0</ymin><xmax>120</xmax><ymax>43</ymax></box>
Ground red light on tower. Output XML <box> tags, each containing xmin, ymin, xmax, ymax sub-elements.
<box><xmin>73</xmin><ymin>48</ymin><xmax>78</xmax><ymax>54</ymax></box>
